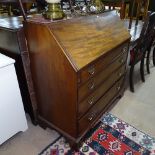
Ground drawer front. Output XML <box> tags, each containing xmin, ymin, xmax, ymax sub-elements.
<box><xmin>78</xmin><ymin>51</ymin><xmax>127</xmax><ymax>101</ymax></box>
<box><xmin>78</xmin><ymin>42</ymin><xmax>128</xmax><ymax>84</ymax></box>
<box><xmin>78</xmin><ymin>77</ymin><xmax>124</xmax><ymax>135</ymax></box>
<box><xmin>78</xmin><ymin>65</ymin><xmax>126</xmax><ymax>118</ymax></box>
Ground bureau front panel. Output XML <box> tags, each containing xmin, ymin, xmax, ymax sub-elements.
<box><xmin>78</xmin><ymin>65</ymin><xmax>126</xmax><ymax>118</ymax></box>
<box><xmin>78</xmin><ymin>77</ymin><xmax>124</xmax><ymax>135</ymax></box>
<box><xmin>78</xmin><ymin>51</ymin><xmax>128</xmax><ymax>101</ymax></box>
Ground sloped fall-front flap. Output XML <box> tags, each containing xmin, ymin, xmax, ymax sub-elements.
<box><xmin>49</xmin><ymin>11</ymin><xmax>131</xmax><ymax>70</ymax></box>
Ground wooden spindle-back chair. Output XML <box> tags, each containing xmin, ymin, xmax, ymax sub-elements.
<box><xmin>146</xmin><ymin>12</ymin><xmax>155</xmax><ymax>73</ymax></box>
<box><xmin>129</xmin><ymin>12</ymin><xmax>154</xmax><ymax>92</ymax></box>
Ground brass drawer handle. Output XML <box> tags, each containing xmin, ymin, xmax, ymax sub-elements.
<box><xmin>88</xmin><ymin>112</ymin><xmax>96</xmax><ymax>121</ymax></box>
<box><xmin>88</xmin><ymin>66</ymin><xmax>95</xmax><ymax>75</ymax></box>
<box><xmin>118</xmin><ymin>72</ymin><xmax>122</xmax><ymax>77</ymax></box>
<box><xmin>88</xmin><ymin>116</ymin><xmax>93</xmax><ymax>121</ymax></box>
<box><xmin>123</xmin><ymin>46</ymin><xmax>127</xmax><ymax>53</ymax></box>
<box><xmin>88</xmin><ymin>80</ymin><xmax>95</xmax><ymax>90</ymax></box>
<box><xmin>119</xmin><ymin>58</ymin><xmax>124</xmax><ymax>64</ymax></box>
<box><xmin>116</xmin><ymin>86</ymin><xmax>121</xmax><ymax>91</ymax></box>
<box><xmin>87</xmin><ymin>97</ymin><xmax>94</xmax><ymax>105</ymax></box>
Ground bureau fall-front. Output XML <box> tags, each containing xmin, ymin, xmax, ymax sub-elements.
<box><xmin>24</xmin><ymin>11</ymin><xmax>131</xmax><ymax>147</ymax></box>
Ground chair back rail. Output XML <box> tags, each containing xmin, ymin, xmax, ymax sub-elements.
<box><xmin>129</xmin><ymin>0</ymin><xmax>149</xmax><ymax>29</ymax></box>
<box><xmin>139</xmin><ymin>12</ymin><xmax>155</xmax><ymax>53</ymax></box>
<box><xmin>131</xmin><ymin>12</ymin><xmax>155</xmax><ymax>64</ymax></box>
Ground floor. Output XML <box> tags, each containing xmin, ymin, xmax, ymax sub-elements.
<box><xmin>0</xmin><ymin>60</ymin><xmax>155</xmax><ymax>155</ymax></box>
<box><xmin>111</xmin><ymin>61</ymin><xmax>155</xmax><ymax>138</ymax></box>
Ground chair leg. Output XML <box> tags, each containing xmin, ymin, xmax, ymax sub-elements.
<box><xmin>140</xmin><ymin>55</ymin><xmax>145</xmax><ymax>82</ymax></box>
<box><xmin>146</xmin><ymin>49</ymin><xmax>151</xmax><ymax>74</ymax></box>
<box><xmin>153</xmin><ymin>47</ymin><xmax>155</xmax><ymax>66</ymax></box>
<box><xmin>129</xmin><ymin>64</ymin><xmax>135</xmax><ymax>92</ymax></box>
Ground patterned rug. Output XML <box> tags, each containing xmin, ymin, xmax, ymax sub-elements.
<box><xmin>39</xmin><ymin>113</ymin><xmax>155</xmax><ymax>155</ymax></box>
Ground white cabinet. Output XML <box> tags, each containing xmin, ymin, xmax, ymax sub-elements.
<box><xmin>0</xmin><ymin>53</ymin><xmax>28</xmax><ymax>145</ymax></box>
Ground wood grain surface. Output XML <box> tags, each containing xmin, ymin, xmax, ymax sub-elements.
<box><xmin>49</xmin><ymin>12</ymin><xmax>131</xmax><ymax>70</ymax></box>
<box><xmin>24</xmin><ymin>11</ymin><xmax>130</xmax><ymax>147</ymax></box>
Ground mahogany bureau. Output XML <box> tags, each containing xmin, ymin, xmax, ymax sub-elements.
<box><xmin>24</xmin><ymin>11</ymin><xmax>131</xmax><ymax>147</ymax></box>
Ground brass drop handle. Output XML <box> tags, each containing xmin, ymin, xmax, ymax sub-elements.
<box><xmin>116</xmin><ymin>86</ymin><xmax>121</xmax><ymax>91</ymax></box>
<box><xmin>123</xmin><ymin>46</ymin><xmax>127</xmax><ymax>53</ymax></box>
<box><xmin>118</xmin><ymin>72</ymin><xmax>122</xmax><ymax>77</ymax></box>
<box><xmin>88</xmin><ymin>80</ymin><xmax>95</xmax><ymax>90</ymax></box>
<box><xmin>88</xmin><ymin>116</ymin><xmax>93</xmax><ymax>121</ymax></box>
<box><xmin>119</xmin><ymin>58</ymin><xmax>124</xmax><ymax>64</ymax></box>
<box><xmin>88</xmin><ymin>66</ymin><xmax>95</xmax><ymax>75</ymax></box>
<box><xmin>88</xmin><ymin>112</ymin><xmax>96</xmax><ymax>121</ymax></box>
<box><xmin>87</xmin><ymin>97</ymin><xmax>94</xmax><ymax>105</ymax></box>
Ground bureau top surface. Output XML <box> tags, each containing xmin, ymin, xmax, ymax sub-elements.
<box><xmin>48</xmin><ymin>11</ymin><xmax>131</xmax><ymax>70</ymax></box>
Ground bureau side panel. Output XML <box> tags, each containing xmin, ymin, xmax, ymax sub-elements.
<box><xmin>24</xmin><ymin>22</ymin><xmax>78</xmax><ymax>138</ymax></box>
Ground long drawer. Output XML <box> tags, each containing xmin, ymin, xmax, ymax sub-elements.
<box><xmin>78</xmin><ymin>77</ymin><xmax>124</xmax><ymax>135</ymax></box>
<box><xmin>78</xmin><ymin>51</ymin><xmax>127</xmax><ymax>102</ymax></box>
<box><xmin>78</xmin><ymin>42</ymin><xmax>128</xmax><ymax>84</ymax></box>
<box><xmin>78</xmin><ymin>65</ymin><xmax>126</xmax><ymax>118</ymax></box>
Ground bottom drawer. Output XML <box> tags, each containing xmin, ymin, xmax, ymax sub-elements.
<box><xmin>78</xmin><ymin>77</ymin><xmax>124</xmax><ymax>135</ymax></box>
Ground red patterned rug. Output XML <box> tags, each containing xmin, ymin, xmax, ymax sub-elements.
<box><xmin>39</xmin><ymin>113</ymin><xmax>155</xmax><ymax>155</ymax></box>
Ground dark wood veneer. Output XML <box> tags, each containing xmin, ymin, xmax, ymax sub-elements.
<box><xmin>23</xmin><ymin>12</ymin><xmax>130</xmax><ymax>148</ymax></box>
